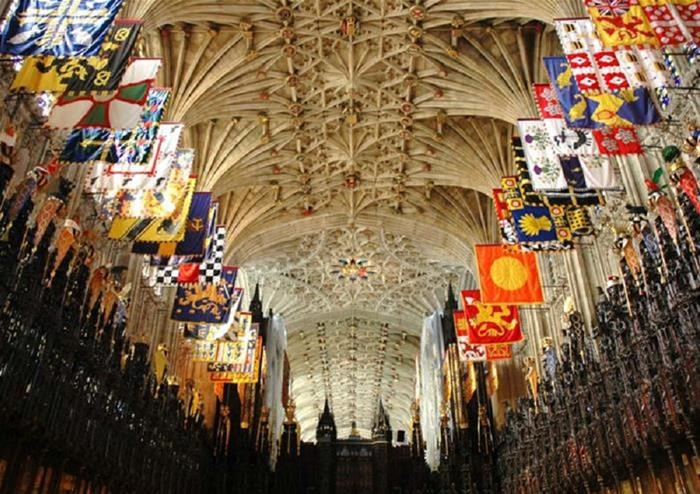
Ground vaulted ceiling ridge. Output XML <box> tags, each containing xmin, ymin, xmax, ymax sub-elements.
<box><xmin>144</xmin><ymin>7</ymin><xmax>556</xmax><ymax>126</ymax></box>
<box><xmin>119</xmin><ymin>0</ymin><xmax>588</xmax><ymax>439</ymax></box>
<box><xmin>125</xmin><ymin>0</ymin><xmax>585</xmax><ymax>29</ymax></box>
<box><xmin>285</xmin><ymin>312</ymin><xmax>422</xmax><ymax>439</ymax></box>
<box><xmin>229</xmin><ymin>209</ymin><xmax>476</xmax><ymax>266</ymax></box>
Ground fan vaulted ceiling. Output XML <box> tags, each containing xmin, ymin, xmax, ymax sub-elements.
<box><xmin>126</xmin><ymin>0</ymin><xmax>584</xmax><ymax>440</ymax></box>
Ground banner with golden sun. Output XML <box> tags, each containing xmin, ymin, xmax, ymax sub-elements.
<box><xmin>475</xmin><ymin>245</ymin><xmax>545</xmax><ymax>305</ymax></box>
<box><xmin>460</xmin><ymin>290</ymin><xmax>523</xmax><ymax>345</ymax></box>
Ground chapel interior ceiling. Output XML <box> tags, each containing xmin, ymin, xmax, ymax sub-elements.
<box><xmin>124</xmin><ymin>0</ymin><xmax>583</xmax><ymax>439</ymax></box>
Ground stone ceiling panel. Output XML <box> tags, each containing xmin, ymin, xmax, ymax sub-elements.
<box><xmin>127</xmin><ymin>0</ymin><xmax>579</xmax><ymax>439</ymax></box>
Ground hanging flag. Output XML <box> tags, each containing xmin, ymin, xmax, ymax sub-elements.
<box><xmin>171</xmin><ymin>266</ymin><xmax>238</xmax><ymax>324</ymax></box>
<box><xmin>200</xmin><ymin>226</ymin><xmax>226</xmax><ymax>285</ymax></box>
<box><xmin>153</xmin><ymin>213</ymin><xmax>225</xmax><ymax>285</ymax></box>
<box><xmin>642</xmin><ymin>0</ymin><xmax>700</xmax><ymax>45</ymax></box>
<box><xmin>0</xmin><ymin>0</ymin><xmax>125</xmax><ymax>56</ymax></box>
<box><xmin>182</xmin><ymin>290</ymin><xmax>244</xmax><ymax>341</ymax></box>
<box><xmin>454</xmin><ymin>311</ymin><xmax>487</xmax><ymax>362</ymax></box>
<box><xmin>114</xmin><ymin>148</ymin><xmax>194</xmax><ymax>217</ymax></box>
<box><xmin>584</xmin><ymin>0</ymin><xmax>659</xmax><ymax>48</ymax></box>
<box><xmin>555</xmin><ymin>18</ymin><xmax>631</xmax><ymax>94</ymax></box>
<box><xmin>555</xmin><ymin>16</ymin><xmax>677</xmax><ymax>107</ymax></box>
<box><xmin>453</xmin><ymin>310</ymin><xmax>486</xmax><ymax>362</ymax></box>
<box><xmin>556</xmin><ymin>16</ymin><xmax>605</xmax><ymax>53</ymax></box>
<box><xmin>209</xmin><ymin>337</ymin><xmax>263</xmax><ymax>384</ymax></box>
<box><xmin>533</xmin><ymin>83</ymin><xmax>564</xmax><ymax>119</ymax></box>
<box><xmin>87</xmin><ymin>123</ymin><xmax>183</xmax><ymax>195</ymax></box>
<box><xmin>511</xmin><ymin>205</ymin><xmax>560</xmax><ymax>244</ymax></box>
<box><xmin>492</xmin><ymin>188</ymin><xmax>511</xmax><ymax>221</ymax></box>
<box><xmin>61</xmin><ymin>88</ymin><xmax>170</xmax><ymax>165</ymax></box>
<box><xmin>615</xmin><ymin>47</ymin><xmax>675</xmax><ymax>95</ymax></box>
<box><xmin>518</xmin><ymin>119</ymin><xmax>567</xmax><ymax>190</ymax></box>
<box><xmin>460</xmin><ymin>343</ymin><xmax>487</xmax><ymax>362</ymax></box>
<box><xmin>47</xmin><ymin>59</ymin><xmax>161</xmax><ymax>129</ymax></box>
<box><xmin>177</xmin><ymin>263</ymin><xmax>200</xmax><ymax>284</ymax></box>
<box><xmin>544</xmin><ymin>56</ymin><xmax>660</xmax><ymax>128</ymax></box>
<box><xmin>475</xmin><ymin>244</ymin><xmax>545</xmax><ymax>305</ymax></box>
<box><xmin>559</xmin><ymin>156</ymin><xmax>589</xmax><ymax>189</ymax></box>
<box><xmin>578</xmin><ymin>155</ymin><xmax>619</xmax><ymax>188</ymax></box>
<box><xmin>501</xmin><ymin>166</ymin><xmax>576</xmax><ymax>250</ymax></box>
<box><xmin>592</xmin><ymin>126</ymin><xmax>643</xmax><ymax>155</ymax></box>
<box><xmin>174</xmin><ymin>193</ymin><xmax>213</xmax><ymax>256</ymax></box>
<box><xmin>513</xmin><ymin>138</ymin><xmax>603</xmax><ymax>208</ymax></box>
<box><xmin>460</xmin><ymin>290</ymin><xmax>523</xmax><ymax>345</ymax></box>
<box><xmin>154</xmin><ymin>264</ymin><xmax>180</xmax><ymax>286</ymax></box>
<box><xmin>207</xmin><ymin>324</ymin><xmax>261</xmax><ymax>384</ymax></box>
<box><xmin>544</xmin><ymin>56</ymin><xmax>603</xmax><ymax>129</ymax></box>
<box><xmin>511</xmin><ymin>142</ymin><xmax>552</xmax><ymax>206</ymax></box>
<box><xmin>486</xmin><ymin>344</ymin><xmax>513</xmax><ymax>361</ymax></box>
<box><xmin>566</xmin><ymin>207</ymin><xmax>595</xmax><ymax>237</ymax></box>
<box><xmin>192</xmin><ymin>341</ymin><xmax>218</xmax><ymax>362</ymax></box>
<box><xmin>108</xmin><ymin>177</ymin><xmax>195</xmax><ymax>242</ymax></box>
<box><xmin>132</xmin><ymin>192</ymin><xmax>214</xmax><ymax>257</ymax></box>
<box><xmin>11</xmin><ymin>20</ymin><xmax>141</xmax><ymax>93</ymax></box>
<box><xmin>544</xmin><ymin>119</ymin><xmax>599</xmax><ymax>156</ymax></box>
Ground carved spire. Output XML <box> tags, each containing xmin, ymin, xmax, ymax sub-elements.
<box><xmin>316</xmin><ymin>398</ymin><xmax>337</xmax><ymax>442</ymax></box>
<box><xmin>249</xmin><ymin>282</ymin><xmax>263</xmax><ymax>323</ymax></box>
<box><xmin>371</xmin><ymin>397</ymin><xmax>392</xmax><ymax>442</ymax></box>
<box><xmin>442</xmin><ymin>283</ymin><xmax>458</xmax><ymax>346</ymax></box>
<box><xmin>446</xmin><ymin>283</ymin><xmax>458</xmax><ymax>311</ymax></box>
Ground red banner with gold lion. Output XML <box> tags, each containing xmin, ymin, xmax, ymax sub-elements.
<box><xmin>461</xmin><ymin>290</ymin><xmax>523</xmax><ymax>345</ymax></box>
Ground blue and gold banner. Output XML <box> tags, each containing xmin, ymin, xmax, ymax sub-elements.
<box><xmin>511</xmin><ymin>205</ymin><xmax>559</xmax><ymax>244</ymax></box>
<box><xmin>558</xmin><ymin>156</ymin><xmax>587</xmax><ymax>190</ymax></box>
<box><xmin>543</xmin><ymin>56</ymin><xmax>660</xmax><ymax>129</ymax></box>
<box><xmin>175</xmin><ymin>192</ymin><xmax>213</xmax><ymax>256</ymax></box>
<box><xmin>0</xmin><ymin>0</ymin><xmax>124</xmax><ymax>56</ymax></box>
<box><xmin>132</xmin><ymin>192</ymin><xmax>213</xmax><ymax>257</ymax></box>
<box><xmin>11</xmin><ymin>20</ymin><xmax>141</xmax><ymax>93</ymax></box>
<box><xmin>171</xmin><ymin>267</ymin><xmax>238</xmax><ymax>324</ymax></box>
<box><xmin>60</xmin><ymin>88</ymin><xmax>169</xmax><ymax>164</ymax></box>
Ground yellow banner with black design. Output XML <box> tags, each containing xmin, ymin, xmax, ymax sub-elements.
<box><xmin>11</xmin><ymin>20</ymin><xmax>141</xmax><ymax>93</ymax></box>
<box><xmin>108</xmin><ymin>178</ymin><xmax>196</xmax><ymax>242</ymax></box>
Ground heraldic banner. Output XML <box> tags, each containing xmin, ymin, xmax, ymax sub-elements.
<box><xmin>171</xmin><ymin>267</ymin><xmax>238</xmax><ymax>324</ymax></box>
<box><xmin>475</xmin><ymin>244</ymin><xmax>545</xmax><ymax>305</ymax></box>
<box><xmin>0</xmin><ymin>0</ymin><xmax>125</xmax><ymax>56</ymax></box>
<box><xmin>11</xmin><ymin>20</ymin><xmax>141</xmax><ymax>93</ymax></box>
<box><xmin>460</xmin><ymin>290</ymin><xmax>523</xmax><ymax>345</ymax></box>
